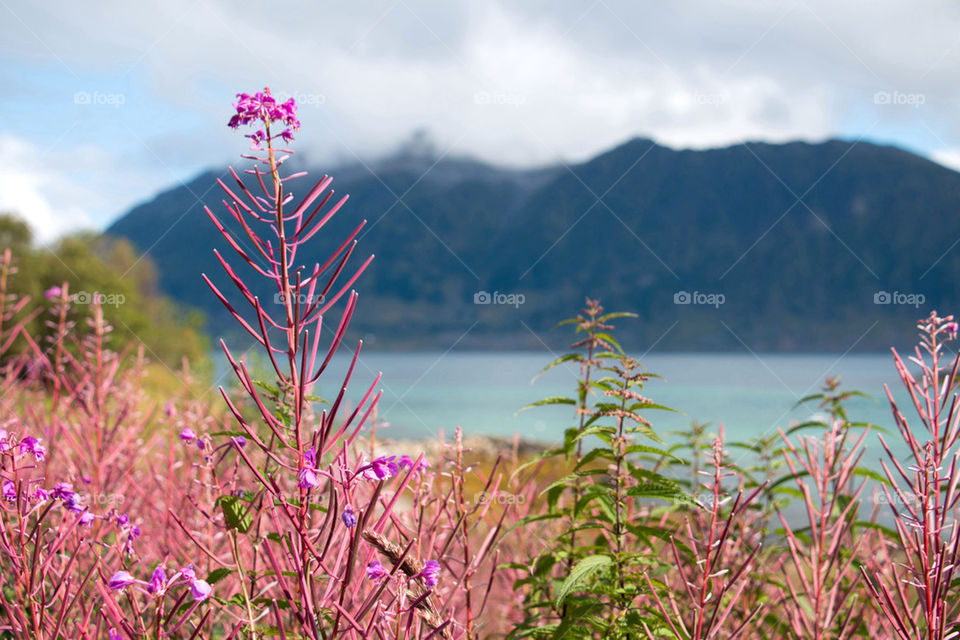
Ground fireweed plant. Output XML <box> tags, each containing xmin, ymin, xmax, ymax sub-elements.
<box><xmin>862</xmin><ymin>313</ymin><xmax>960</xmax><ymax>639</ymax></box>
<box><xmin>770</xmin><ymin>378</ymin><xmax>878</xmax><ymax>639</ymax></box>
<box><xmin>0</xmin><ymin>262</ymin><xmax>167</xmax><ymax>638</ymax></box>
<box><xmin>1</xmin><ymin>88</ymin><xmax>960</xmax><ymax>639</ymax></box>
<box><xmin>167</xmin><ymin>87</ymin><xmax>509</xmax><ymax>639</ymax></box>
<box><xmin>0</xmin><ymin>89</ymin><xmax>514</xmax><ymax>640</ymax></box>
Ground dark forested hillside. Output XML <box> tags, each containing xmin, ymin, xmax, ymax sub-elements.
<box><xmin>105</xmin><ymin>138</ymin><xmax>960</xmax><ymax>351</ymax></box>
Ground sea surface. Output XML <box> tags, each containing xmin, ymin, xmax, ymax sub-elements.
<box><xmin>296</xmin><ymin>351</ymin><xmax>919</xmax><ymax>464</ymax></box>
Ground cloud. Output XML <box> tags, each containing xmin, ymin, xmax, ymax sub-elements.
<box><xmin>0</xmin><ymin>135</ymin><xmax>92</xmax><ymax>242</ymax></box>
<box><xmin>1</xmin><ymin>0</ymin><xmax>959</xmax><ymax>233</ymax></box>
<box><xmin>0</xmin><ymin>133</ymin><xmax>189</xmax><ymax>244</ymax></box>
<box><xmin>932</xmin><ymin>148</ymin><xmax>960</xmax><ymax>172</ymax></box>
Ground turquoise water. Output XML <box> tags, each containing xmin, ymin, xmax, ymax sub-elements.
<box><xmin>302</xmin><ymin>352</ymin><xmax>915</xmax><ymax>461</ymax></box>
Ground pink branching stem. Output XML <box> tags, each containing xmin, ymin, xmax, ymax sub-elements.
<box><xmin>861</xmin><ymin>312</ymin><xmax>960</xmax><ymax>640</ymax></box>
<box><xmin>646</xmin><ymin>428</ymin><xmax>765</xmax><ymax>640</ymax></box>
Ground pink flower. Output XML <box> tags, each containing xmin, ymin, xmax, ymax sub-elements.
<box><xmin>418</xmin><ymin>560</ymin><xmax>441</xmax><ymax>587</ymax></box>
<box><xmin>247</xmin><ymin>129</ymin><xmax>266</xmax><ymax>147</ymax></box>
<box><xmin>190</xmin><ymin>579</ymin><xmax>212</xmax><ymax>601</ymax></box>
<box><xmin>398</xmin><ymin>455</ymin><xmax>429</xmax><ymax>473</ymax></box>
<box><xmin>341</xmin><ymin>506</ymin><xmax>357</xmax><ymax>528</ymax></box>
<box><xmin>52</xmin><ymin>482</ymin><xmax>75</xmax><ymax>501</ymax></box>
<box><xmin>19</xmin><ymin>436</ymin><xmax>46</xmax><ymax>462</ymax></box>
<box><xmin>108</xmin><ymin>571</ymin><xmax>138</xmax><ymax>591</ymax></box>
<box><xmin>298</xmin><ymin>467</ymin><xmax>321</xmax><ymax>489</ymax></box>
<box><xmin>298</xmin><ymin>448</ymin><xmax>321</xmax><ymax>489</ymax></box>
<box><xmin>366</xmin><ymin>561</ymin><xmax>389</xmax><ymax>581</ymax></box>
<box><xmin>179</xmin><ymin>427</ymin><xmax>197</xmax><ymax>442</ymax></box>
<box><xmin>63</xmin><ymin>494</ymin><xmax>84</xmax><ymax>513</ymax></box>
<box><xmin>147</xmin><ymin>566</ymin><xmax>166</xmax><ymax>594</ymax></box>
<box><xmin>363</xmin><ymin>456</ymin><xmax>399</xmax><ymax>481</ymax></box>
<box><xmin>44</xmin><ymin>286</ymin><xmax>62</xmax><ymax>300</ymax></box>
<box><xmin>227</xmin><ymin>87</ymin><xmax>300</xmax><ymax>143</ymax></box>
<box><xmin>2</xmin><ymin>480</ymin><xmax>15</xmax><ymax>502</ymax></box>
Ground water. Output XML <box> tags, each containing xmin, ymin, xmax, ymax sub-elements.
<box><xmin>304</xmin><ymin>351</ymin><xmax>914</xmax><ymax>459</ymax></box>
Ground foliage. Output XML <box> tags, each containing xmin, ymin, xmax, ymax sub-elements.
<box><xmin>0</xmin><ymin>213</ymin><xmax>208</xmax><ymax>371</ymax></box>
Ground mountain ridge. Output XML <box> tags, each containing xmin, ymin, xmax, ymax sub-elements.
<box><xmin>105</xmin><ymin>136</ymin><xmax>960</xmax><ymax>353</ymax></box>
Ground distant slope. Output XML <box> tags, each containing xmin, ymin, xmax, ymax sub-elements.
<box><xmin>105</xmin><ymin>138</ymin><xmax>960</xmax><ymax>351</ymax></box>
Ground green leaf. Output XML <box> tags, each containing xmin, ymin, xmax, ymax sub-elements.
<box><xmin>571</xmin><ymin>425</ymin><xmax>617</xmax><ymax>443</ymax></box>
<box><xmin>624</xmin><ymin>444</ymin><xmax>681</xmax><ymax>461</ymax></box>
<box><xmin>556</xmin><ymin>555</ymin><xmax>612</xmax><ymax>606</ymax></box>
<box><xmin>539</xmin><ymin>470</ymin><xmax>606</xmax><ymax>498</ymax></box>
<box><xmin>253</xmin><ymin>379</ymin><xmax>280</xmax><ymax>396</ymax></box>
<box><xmin>598</xmin><ymin>312</ymin><xmax>638</xmax><ymax>322</ymax></box>
<box><xmin>512</xmin><ymin>447</ymin><xmax>566</xmax><ymax>478</ymax></box>
<box><xmin>575</xmin><ymin>488</ymin><xmax>616</xmax><ymax>521</ymax></box>
<box><xmin>532</xmin><ymin>353</ymin><xmax>582</xmax><ymax>382</ymax></box>
<box><xmin>852</xmin><ymin>467</ymin><xmax>891</xmax><ymax>484</ymax></box>
<box><xmin>206</xmin><ymin>568</ymin><xmax>234</xmax><ymax>585</ymax></box>
<box><xmin>784</xmin><ymin>421</ymin><xmax>830</xmax><ymax>435</ymax></box>
<box><xmin>518</xmin><ymin>396</ymin><xmax>576</xmax><ymax>413</ymax></box>
<box><xmin>627</xmin><ymin>483</ymin><xmax>691</xmax><ymax>503</ymax></box>
<box><xmin>854</xmin><ymin>520</ymin><xmax>898</xmax><ymax>539</ymax></box>
<box><xmin>209</xmin><ymin>430</ymin><xmax>249</xmax><ymax>439</ymax></box>
<box><xmin>576</xmin><ymin>447</ymin><xmax>615</xmax><ymax>470</ymax></box>
<box><xmin>594</xmin><ymin>332</ymin><xmax>624</xmax><ymax>354</ymax></box>
<box><xmin>627</xmin><ymin>402</ymin><xmax>678</xmax><ymax>414</ymax></box>
<box><xmin>219</xmin><ymin>495</ymin><xmax>253</xmax><ymax>533</ymax></box>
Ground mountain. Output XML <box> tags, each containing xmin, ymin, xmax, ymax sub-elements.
<box><xmin>105</xmin><ymin>138</ymin><xmax>960</xmax><ymax>352</ymax></box>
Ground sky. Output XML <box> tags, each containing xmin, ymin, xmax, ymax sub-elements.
<box><xmin>1</xmin><ymin>0</ymin><xmax>959</xmax><ymax>241</ymax></box>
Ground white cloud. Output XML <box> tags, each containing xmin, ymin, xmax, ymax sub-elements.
<box><xmin>0</xmin><ymin>134</ymin><xmax>185</xmax><ymax>244</ymax></box>
<box><xmin>0</xmin><ymin>135</ymin><xmax>92</xmax><ymax>242</ymax></box>
<box><xmin>931</xmin><ymin>148</ymin><xmax>960</xmax><ymax>172</ymax></box>
<box><xmin>2</xmin><ymin>0</ymin><xmax>960</xmax><ymax>233</ymax></box>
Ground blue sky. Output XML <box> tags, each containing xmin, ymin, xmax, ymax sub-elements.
<box><xmin>1</xmin><ymin>0</ymin><xmax>959</xmax><ymax>241</ymax></box>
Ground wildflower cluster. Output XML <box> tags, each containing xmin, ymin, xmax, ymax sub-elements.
<box><xmin>109</xmin><ymin>565</ymin><xmax>211</xmax><ymax>602</ymax></box>
<box><xmin>227</xmin><ymin>86</ymin><xmax>300</xmax><ymax>146</ymax></box>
